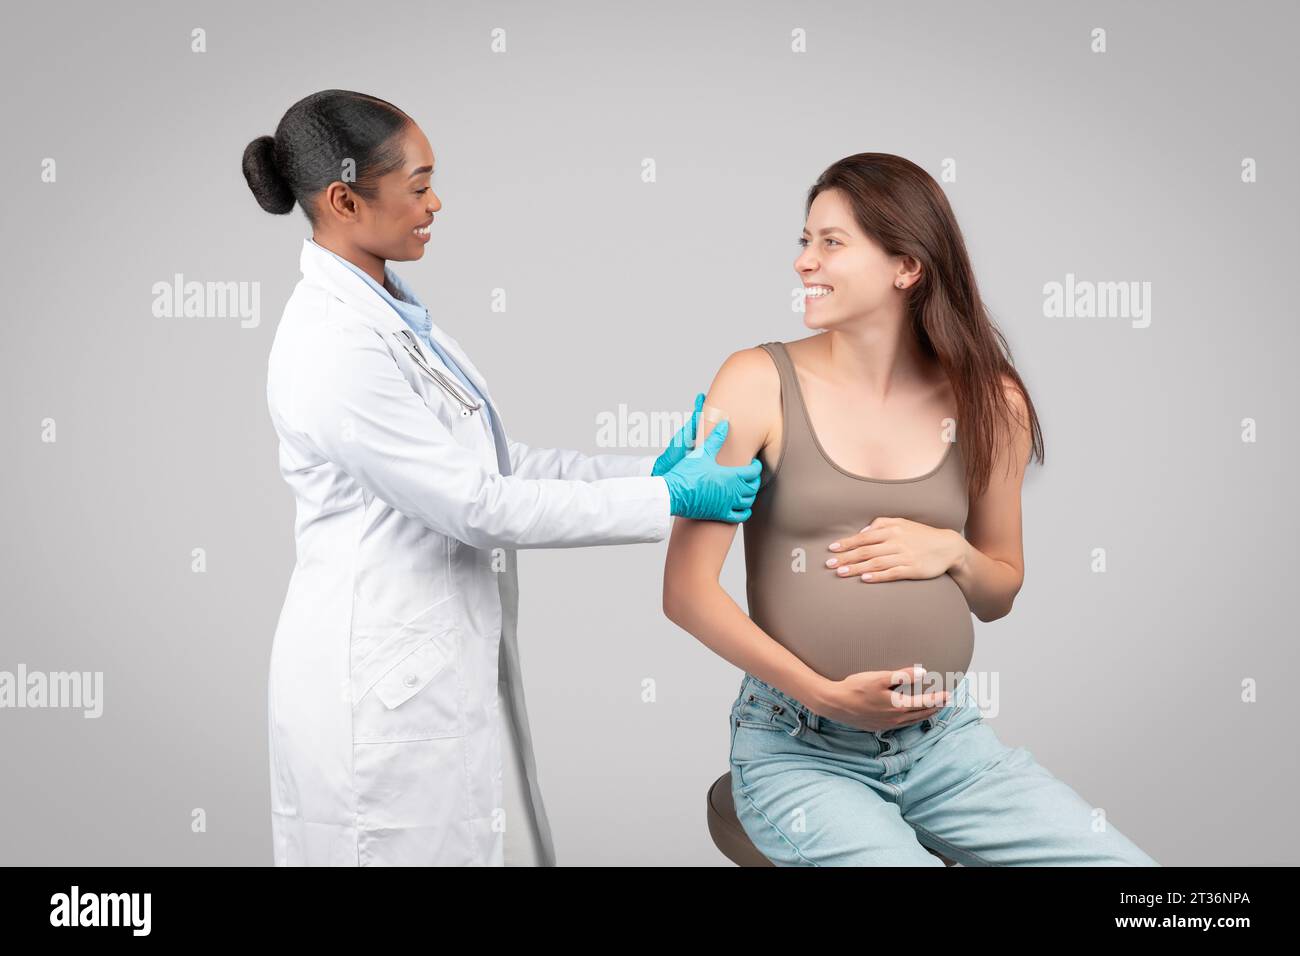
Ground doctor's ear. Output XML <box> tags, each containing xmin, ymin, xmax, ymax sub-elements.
<box><xmin>320</xmin><ymin>182</ymin><xmax>363</xmax><ymax>222</ymax></box>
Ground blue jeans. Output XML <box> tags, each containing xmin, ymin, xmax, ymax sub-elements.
<box><xmin>729</xmin><ymin>672</ymin><xmax>1160</xmax><ymax>866</ymax></box>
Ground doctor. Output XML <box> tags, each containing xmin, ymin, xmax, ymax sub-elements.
<box><xmin>242</xmin><ymin>90</ymin><xmax>761</xmax><ymax>866</ymax></box>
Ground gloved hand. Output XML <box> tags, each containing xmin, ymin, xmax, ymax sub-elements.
<box><xmin>661</xmin><ymin>418</ymin><xmax>762</xmax><ymax>522</ymax></box>
<box><xmin>652</xmin><ymin>393</ymin><xmax>705</xmax><ymax>477</ymax></box>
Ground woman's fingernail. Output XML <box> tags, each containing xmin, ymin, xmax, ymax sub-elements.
<box><xmin>829</xmin><ymin>542</ymin><xmax>842</xmax><ymax>551</ymax></box>
<box><xmin>861</xmin><ymin>573</ymin><xmax>873</xmax><ymax>580</ymax></box>
<box><xmin>826</xmin><ymin>558</ymin><xmax>838</xmax><ymax>567</ymax></box>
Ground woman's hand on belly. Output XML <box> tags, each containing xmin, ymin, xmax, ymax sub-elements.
<box><xmin>825</xmin><ymin>517</ymin><xmax>965</xmax><ymax>583</ymax></box>
<box><xmin>814</xmin><ymin>665</ymin><xmax>952</xmax><ymax>733</ymax></box>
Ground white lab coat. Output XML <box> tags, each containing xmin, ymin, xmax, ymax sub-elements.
<box><xmin>264</xmin><ymin>237</ymin><xmax>670</xmax><ymax>865</ymax></box>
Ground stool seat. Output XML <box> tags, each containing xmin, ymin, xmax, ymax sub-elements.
<box><xmin>707</xmin><ymin>771</ymin><xmax>957</xmax><ymax>866</ymax></box>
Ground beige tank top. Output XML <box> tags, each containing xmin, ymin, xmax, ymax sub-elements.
<box><xmin>741</xmin><ymin>341</ymin><xmax>974</xmax><ymax>694</ymax></box>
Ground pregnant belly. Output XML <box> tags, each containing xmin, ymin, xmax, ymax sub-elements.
<box><xmin>747</xmin><ymin>572</ymin><xmax>974</xmax><ymax>692</ymax></box>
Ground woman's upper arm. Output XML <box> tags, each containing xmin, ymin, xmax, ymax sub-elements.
<box><xmin>964</xmin><ymin>376</ymin><xmax>1033</xmax><ymax>588</ymax></box>
<box><xmin>663</xmin><ymin>347</ymin><xmax>778</xmax><ymax>605</ymax></box>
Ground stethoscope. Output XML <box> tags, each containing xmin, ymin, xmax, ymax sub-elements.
<box><xmin>391</xmin><ymin>327</ymin><xmax>482</xmax><ymax>418</ymax></box>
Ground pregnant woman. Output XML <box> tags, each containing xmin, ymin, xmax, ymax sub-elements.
<box><xmin>662</xmin><ymin>153</ymin><xmax>1158</xmax><ymax>866</ymax></box>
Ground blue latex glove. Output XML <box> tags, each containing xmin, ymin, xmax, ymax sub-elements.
<box><xmin>652</xmin><ymin>393</ymin><xmax>705</xmax><ymax>477</ymax></box>
<box><xmin>661</xmin><ymin>418</ymin><xmax>762</xmax><ymax>522</ymax></box>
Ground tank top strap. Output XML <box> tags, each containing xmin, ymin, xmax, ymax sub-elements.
<box><xmin>758</xmin><ymin>340</ymin><xmax>800</xmax><ymax>405</ymax></box>
<box><xmin>756</xmin><ymin>340</ymin><xmax>816</xmax><ymax>488</ymax></box>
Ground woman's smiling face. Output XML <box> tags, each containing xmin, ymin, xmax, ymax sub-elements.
<box><xmin>351</xmin><ymin>123</ymin><xmax>443</xmax><ymax>263</ymax></box>
<box><xmin>795</xmin><ymin>187</ymin><xmax>906</xmax><ymax>330</ymax></box>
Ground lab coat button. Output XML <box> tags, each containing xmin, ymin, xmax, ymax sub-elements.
<box><xmin>403</xmin><ymin>673</ymin><xmax>419</xmax><ymax>687</ymax></box>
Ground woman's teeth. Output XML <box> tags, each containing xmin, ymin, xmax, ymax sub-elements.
<box><xmin>413</xmin><ymin>225</ymin><xmax>430</xmax><ymax>237</ymax></box>
<box><xmin>805</xmin><ymin>286</ymin><xmax>833</xmax><ymax>298</ymax></box>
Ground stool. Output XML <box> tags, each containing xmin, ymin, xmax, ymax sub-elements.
<box><xmin>707</xmin><ymin>771</ymin><xmax>957</xmax><ymax>866</ymax></box>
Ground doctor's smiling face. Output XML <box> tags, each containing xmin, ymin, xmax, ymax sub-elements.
<box><xmin>795</xmin><ymin>187</ymin><xmax>920</xmax><ymax>332</ymax></box>
<box><xmin>312</xmin><ymin>122</ymin><xmax>442</xmax><ymax>281</ymax></box>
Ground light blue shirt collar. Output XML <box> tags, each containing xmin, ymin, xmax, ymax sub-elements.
<box><xmin>306</xmin><ymin>238</ymin><xmax>491</xmax><ymax>417</ymax></box>
<box><xmin>308</xmin><ymin>237</ymin><xmax>432</xmax><ymax>343</ymax></box>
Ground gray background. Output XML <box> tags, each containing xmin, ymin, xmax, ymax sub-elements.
<box><xmin>2</xmin><ymin>0</ymin><xmax>1296</xmax><ymax>865</ymax></box>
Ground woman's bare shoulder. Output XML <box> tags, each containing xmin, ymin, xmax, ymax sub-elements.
<box><xmin>695</xmin><ymin>344</ymin><xmax>785</xmax><ymax>465</ymax></box>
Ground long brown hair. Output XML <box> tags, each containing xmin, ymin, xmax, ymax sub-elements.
<box><xmin>806</xmin><ymin>153</ymin><xmax>1044</xmax><ymax>500</ymax></box>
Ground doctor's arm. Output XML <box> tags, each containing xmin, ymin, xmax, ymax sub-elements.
<box><xmin>507</xmin><ymin>438</ymin><xmax>659</xmax><ymax>481</ymax></box>
<box><xmin>279</xmin><ymin>320</ymin><xmax>670</xmax><ymax>550</ymax></box>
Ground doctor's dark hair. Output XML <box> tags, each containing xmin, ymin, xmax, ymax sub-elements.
<box><xmin>242</xmin><ymin>89</ymin><xmax>412</xmax><ymax>226</ymax></box>
<box><xmin>806</xmin><ymin>153</ymin><xmax>1045</xmax><ymax>501</ymax></box>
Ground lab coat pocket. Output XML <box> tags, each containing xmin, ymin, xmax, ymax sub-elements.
<box><xmin>351</xmin><ymin>595</ymin><xmax>466</xmax><ymax>743</ymax></box>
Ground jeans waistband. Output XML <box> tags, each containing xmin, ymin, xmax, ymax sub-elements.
<box><xmin>743</xmin><ymin>672</ymin><xmax>972</xmax><ymax>737</ymax></box>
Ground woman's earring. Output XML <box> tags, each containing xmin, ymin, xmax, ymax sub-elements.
<box><xmin>895</xmin><ymin>280</ymin><xmax>905</xmax><ymax>288</ymax></box>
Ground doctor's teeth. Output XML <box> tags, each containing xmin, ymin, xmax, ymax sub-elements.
<box><xmin>413</xmin><ymin>226</ymin><xmax>430</xmax><ymax>236</ymax></box>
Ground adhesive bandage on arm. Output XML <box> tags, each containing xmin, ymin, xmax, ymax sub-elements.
<box><xmin>687</xmin><ymin>405</ymin><xmax>726</xmax><ymax>457</ymax></box>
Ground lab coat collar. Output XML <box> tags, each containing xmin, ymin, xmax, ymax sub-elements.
<box><xmin>297</xmin><ymin>237</ymin><xmax>502</xmax><ymax>415</ymax></box>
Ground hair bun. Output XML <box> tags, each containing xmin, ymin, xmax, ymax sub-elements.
<box><xmin>242</xmin><ymin>134</ymin><xmax>295</xmax><ymax>215</ymax></box>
